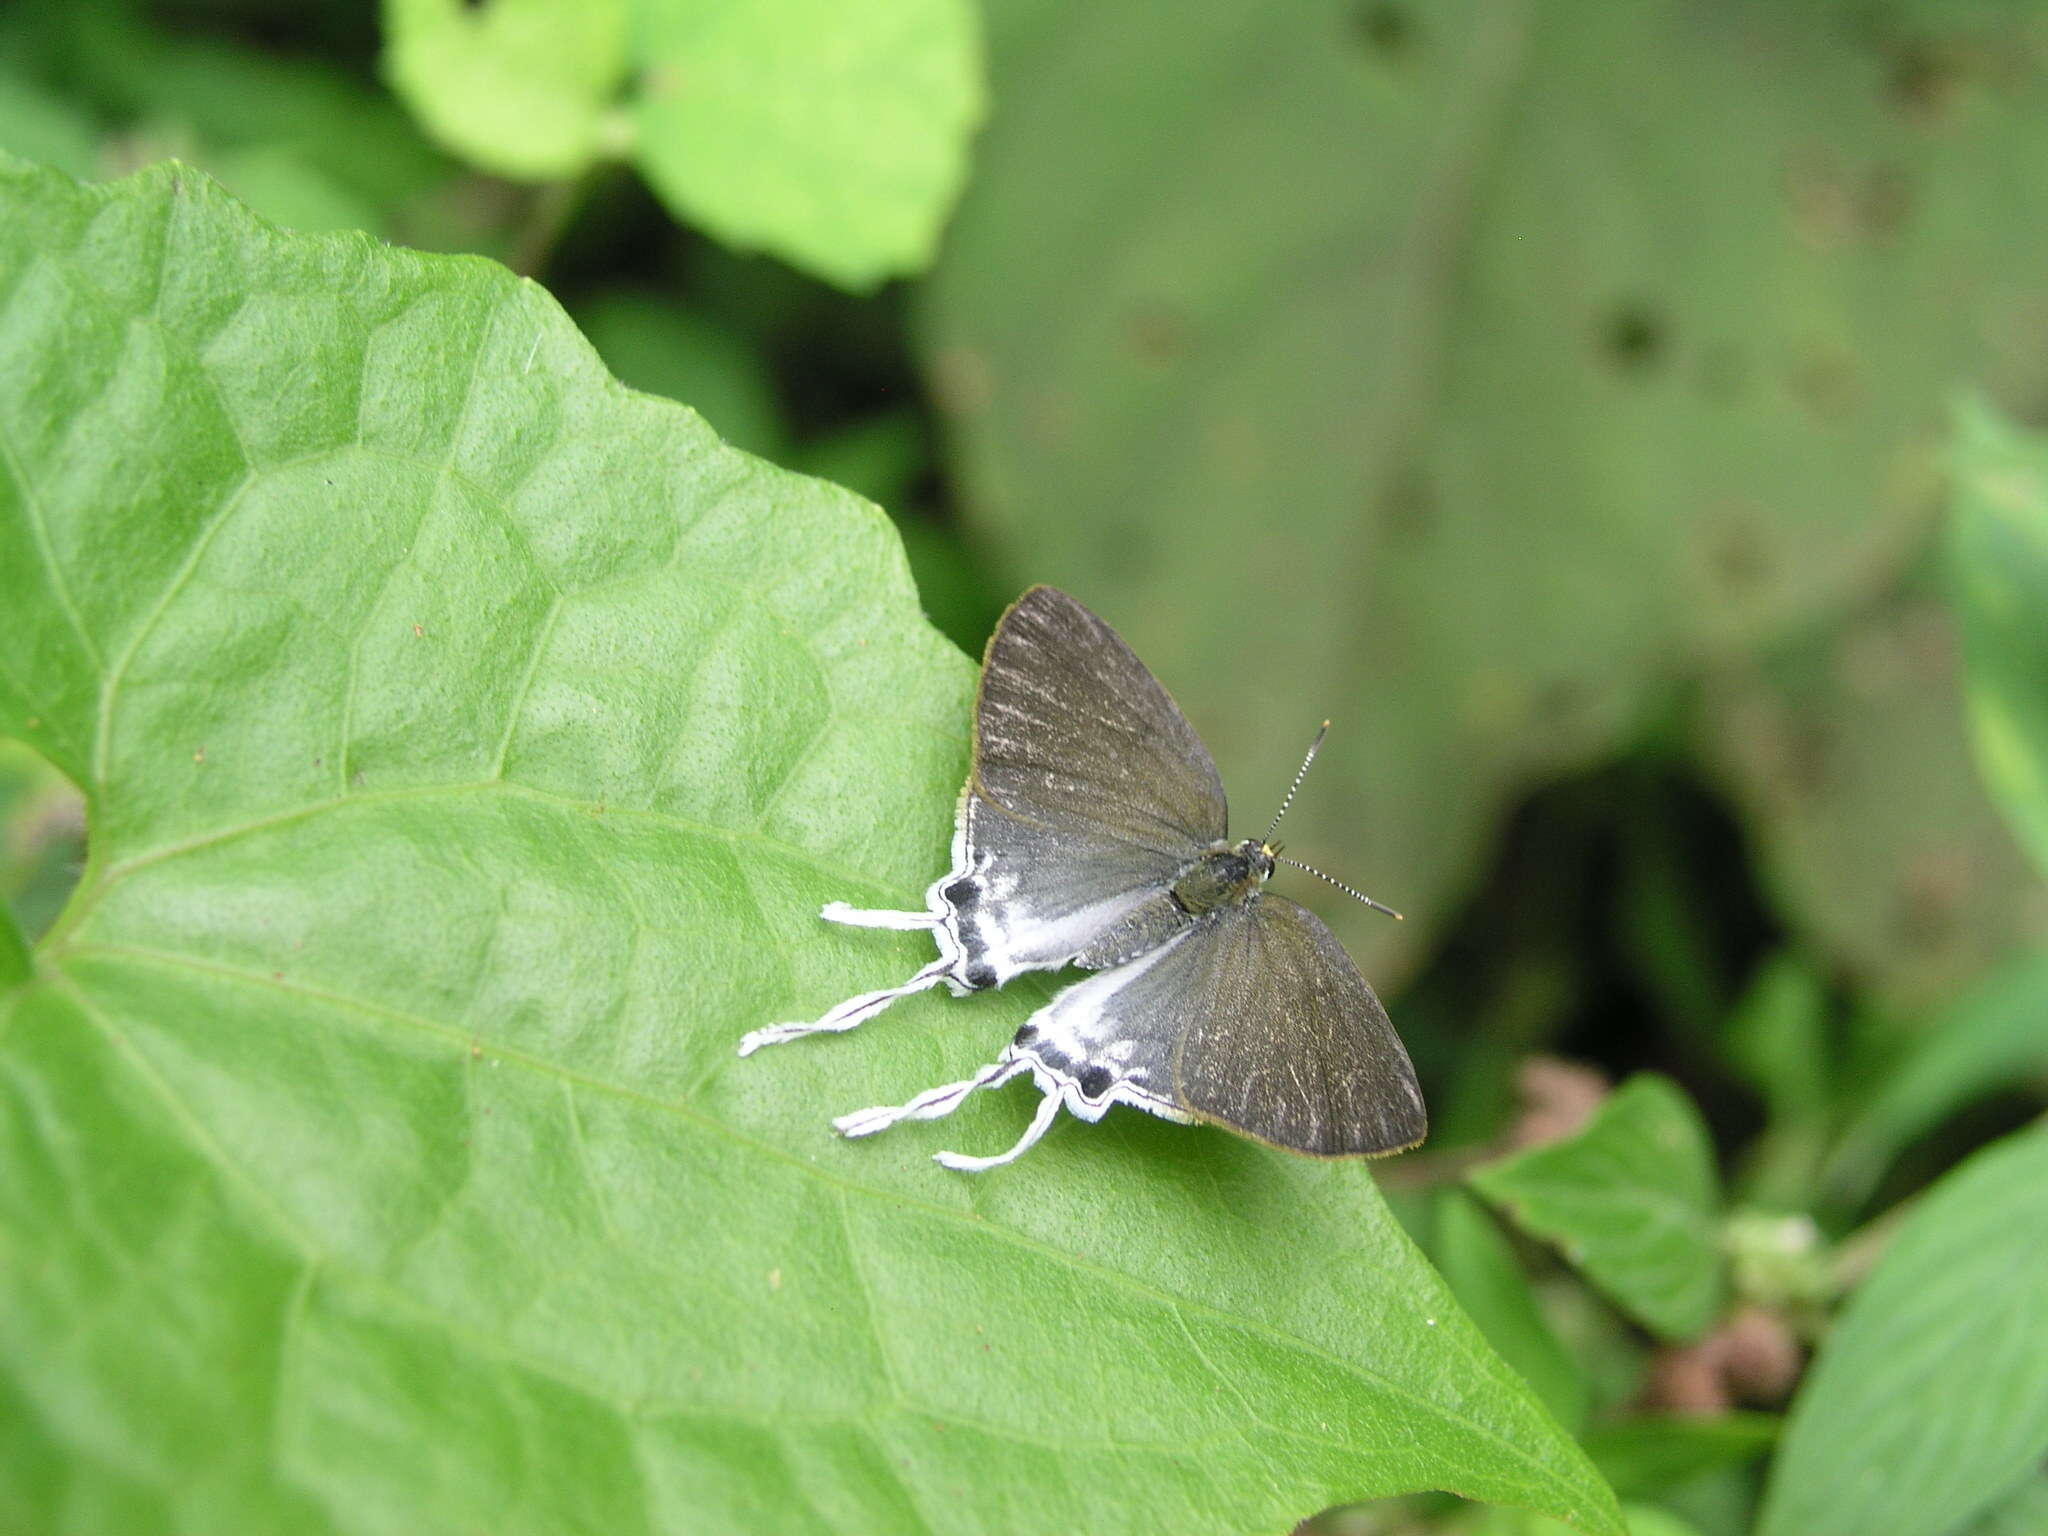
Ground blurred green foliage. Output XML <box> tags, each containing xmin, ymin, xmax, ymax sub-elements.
<box><xmin>920</xmin><ymin>0</ymin><xmax>2048</xmax><ymax>1015</ymax></box>
<box><xmin>382</xmin><ymin>0</ymin><xmax>985</xmax><ymax>288</ymax></box>
<box><xmin>3</xmin><ymin>0</ymin><xmax>2048</xmax><ymax>1533</ymax></box>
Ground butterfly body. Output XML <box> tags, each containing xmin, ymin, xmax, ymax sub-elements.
<box><xmin>1171</xmin><ymin>838</ymin><xmax>1276</xmax><ymax>916</ymax></box>
<box><xmin>738</xmin><ymin>586</ymin><xmax>1426</xmax><ymax>1171</ymax></box>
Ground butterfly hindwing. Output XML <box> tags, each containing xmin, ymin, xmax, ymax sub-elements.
<box><xmin>1168</xmin><ymin>896</ymin><xmax>1425</xmax><ymax>1157</ymax></box>
<box><xmin>1002</xmin><ymin>893</ymin><xmax>1423</xmax><ymax>1159</ymax></box>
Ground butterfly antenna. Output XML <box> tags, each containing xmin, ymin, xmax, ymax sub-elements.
<box><xmin>1275</xmin><ymin>856</ymin><xmax>1405</xmax><ymax>921</ymax></box>
<box><xmin>1264</xmin><ymin>720</ymin><xmax>1329</xmax><ymax>843</ymax></box>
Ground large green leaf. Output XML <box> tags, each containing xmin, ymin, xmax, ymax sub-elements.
<box><xmin>0</xmin><ymin>159</ymin><xmax>1620</xmax><ymax>1535</ymax></box>
<box><xmin>1758</xmin><ymin>1123</ymin><xmax>2048</xmax><ymax>1536</ymax></box>
<box><xmin>1950</xmin><ymin>399</ymin><xmax>2048</xmax><ymax>884</ymax></box>
<box><xmin>382</xmin><ymin>0</ymin><xmax>984</xmax><ymax>290</ymax></box>
<box><xmin>1469</xmin><ymin>1076</ymin><xmax>1723</xmax><ymax>1342</ymax></box>
<box><xmin>917</xmin><ymin>0</ymin><xmax>2048</xmax><ymax>998</ymax></box>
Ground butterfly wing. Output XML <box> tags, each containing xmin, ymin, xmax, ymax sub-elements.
<box><xmin>949</xmin><ymin>586</ymin><xmax>1228</xmax><ymax>979</ymax></box>
<box><xmin>1003</xmin><ymin>893</ymin><xmax>1423</xmax><ymax>1158</ymax></box>
<box><xmin>1166</xmin><ymin>896</ymin><xmax>1425</xmax><ymax>1156</ymax></box>
<box><xmin>972</xmin><ymin>585</ymin><xmax>1227</xmax><ymax>857</ymax></box>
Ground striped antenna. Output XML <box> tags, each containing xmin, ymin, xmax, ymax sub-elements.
<box><xmin>1275</xmin><ymin>856</ymin><xmax>1404</xmax><ymax>921</ymax></box>
<box><xmin>1264</xmin><ymin>720</ymin><xmax>1330</xmax><ymax>843</ymax></box>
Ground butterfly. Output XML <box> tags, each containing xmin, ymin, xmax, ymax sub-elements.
<box><xmin>739</xmin><ymin>585</ymin><xmax>1425</xmax><ymax>1171</ymax></box>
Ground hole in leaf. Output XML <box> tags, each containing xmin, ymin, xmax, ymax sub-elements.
<box><xmin>1602</xmin><ymin>304</ymin><xmax>1666</xmax><ymax>374</ymax></box>
<box><xmin>1377</xmin><ymin>458</ymin><xmax>1437</xmax><ymax>538</ymax></box>
<box><xmin>1887</xmin><ymin>36</ymin><xmax>1964</xmax><ymax>121</ymax></box>
<box><xmin>1861</xmin><ymin>163</ymin><xmax>1912</xmax><ymax>239</ymax></box>
<box><xmin>1895</xmin><ymin>846</ymin><xmax>1971</xmax><ymax>953</ymax></box>
<box><xmin>1791</xmin><ymin>346</ymin><xmax>1859</xmax><ymax>421</ymax></box>
<box><xmin>1125</xmin><ymin>302</ymin><xmax>1189</xmax><ymax>365</ymax></box>
<box><xmin>1709</xmin><ymin>516</ymin><xmax>1773</xmax><ymax>591</ymax></box>
<box><xmin>1351</xmin><ymin>1</ymin><xmax>1417</xmax><ymax>58</ymax></box>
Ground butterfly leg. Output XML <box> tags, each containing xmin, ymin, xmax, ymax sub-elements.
<box><xmin>832</xmin><ymin>1053</ymin><xmax>1029</xmax><ymax>1139</ymax></box>
<box><xmin>736</xmin><ymin>955</ymin><xmax>954</xmax><ymax>1057</ymax></box>
<box><xmin>820</xmin><ymin>901</ymin><xmax>939</xmax><ymax>930</ymax></box>
<box><xmin>933</xmin><ymin>1086</ymin><xmax>1065</xmax><ymax>1172</ymax></box>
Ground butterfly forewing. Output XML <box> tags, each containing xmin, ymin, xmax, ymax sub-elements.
<box><xmin>1167</xmin><ymin>897</ymin><xmax>1426</xmax><ymax>1157</ymax></box>
<box><xmin>959</xmin><ymin>587</ymin><xmax>1228</xmax><ymax>972</ymax></box>
<box><xmin>973</xmin><ymin>586</ymin><xmax>1226</xmax><ymax>864</ymax></box>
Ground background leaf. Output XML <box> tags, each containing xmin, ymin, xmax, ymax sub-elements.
<box><xmin>1470</xmin><ymin>1075</ymin><xmax>1724</xmax><ymax>1342</ymax></box>
<box><xmin>631</xmin><ymin>0</ymin><xmax>984</xmax><ymax>290</ymax></box>
<box><xmin>0</xmin><ymin>159</ymin><xmax>1620</xmax><ymax>1536</ymax></box>
<box><xmin>1433</xmin><ymin>1188</ymin><xmax>1589</xmax><ymax>1432</ymax></box>
<box><xmin>916</xmin><ymin>0</ymin><xmax>2048</xmax><ymax>1006</ymax></box>
<box><xmin>1699</xmin><ymin>582</ymin><xmax>2048</xmax><ymax>1015</ymax></box>
<box><xmin>575</xmin><ymin>285</ymin><xmax>790</xmax><ymax>459</ymax></box>
<box><xmin>1961</xmin><ymin>1469</ymin><xmax>2048</xmax><ymax>1536</ymax></box>
<box><xmin>1581</xmin><ymin>1414</ymin><xmax>1778</xmax><ymax>1502</ymax></box>
<box><xmin>1950</xmin><ymin>398</ymin><xmax>2048</xmax><ymax>885</ymax></box>
<box><xmin>1723</xmin><ymin>954</ymin><xmax>1829</xmax><ymax>1130</ymax></box>
<box><xmin>384</xmin><ymin>0</ymin><xmax>630</xmax><ymax>181</ymax></box>
<box><xmin>1721</xmin><ymin>954</ymin><xmax>1833</xmax><ymax>1209</ymax></box>
<box><xmin>0</xmin><ymin>64</ymin><xmax>98</xmax><ymax>179</ymax></box>
<box><xmin>1467</xmin><ymin>1501</ymin><xmax>1707</xmax><ymax>1536</ymax></box>
<box><xmin>1758</xmin><ymin>1122</ymin><xmax>2048</xmax><ymax>1536</ymax></box>
<box><xmin>1826</xmin><ymin>947</ymin><xmax>2048</xmax><ymax>1205</ymax></box>
<box><xmin>0</xmin><ymin>881</ymin><xmax>25</xmax><ymax>988</ymax></box>
<box><xmin>381</xmin><ymin>0</ymin><xmax>986</xmax><ymax>290</ymax></box>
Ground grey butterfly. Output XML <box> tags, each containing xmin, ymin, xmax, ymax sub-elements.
<box><xmin>738</xmin><ymin>585</ymin><xmax>1425</xmax><ymax>1171</ymax></box>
